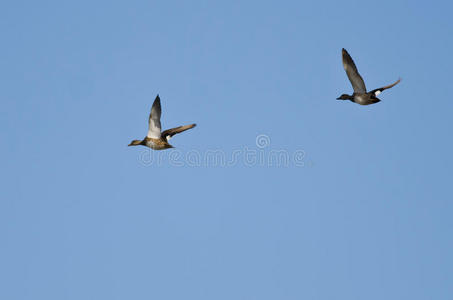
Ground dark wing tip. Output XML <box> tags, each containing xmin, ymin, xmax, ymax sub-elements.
<box><xmin>151</xmin><ymin>95</ymin><xmax>162</xmax><ymax>118</ymax></box>
<box><xmin>342</xmin><ymin>48</ymin><xmax>352</xmax><ymax>59</ymax></box>
<box><xmin>388</xmin><ymin>78</ymin><xmax>402</xmax><ymax>89</ymax></box>
<box><xmin>153</xmin><ymin>95</ymin><xmax>161</xmax><ymax>107</ymax></box>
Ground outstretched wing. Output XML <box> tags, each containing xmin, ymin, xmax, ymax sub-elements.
<box><xmin>161</xmin><ymin>124</ymin><xmax>196</xmax><ymax>141</ymax></box>
<box><xmin>370</xmin><ymin>78</ymin><xmax>401</xmax><ymax>96</ymax></box>
<box><xmin>147</xmin><ymin>95</ymin><xmax>162</xmax><ymax>138</ymax></box>
<box><xmin>342</xmin><ymin>48</ymin><xmax>367</xmax><ymax>94</ymax></box>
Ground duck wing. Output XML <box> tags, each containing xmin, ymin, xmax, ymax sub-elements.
<box><xmin>147</xmin><ymin>95</ymin><xmax>162</xmax><ymax>139</ymax></box>
<box><xmin>161</xmin><ymin>124</ymin><xmax>196</xmax><ymax>141</ymax></box>
<box><xmin>369</xmin><ymin>78</ymin><xmax>401</xmax><ymax>96</ymax></box>
<box><xmin>342</xmin><ymin>48</ymin><xmax>367</xmax><ymax>94</ymax></box>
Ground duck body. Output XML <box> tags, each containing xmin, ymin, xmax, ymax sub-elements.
<box><xmin>352</xmin><ymin>93</ymin><xmax>380</xmax><ymax>105</ymax></box>
<box><xmin>128</xmin><ymin>136</ymin><xmax>174</xmax><ymax>150</ymax></box>
<box><xmin>144</xmin><ymin>137</ymin><xmax>174</xmax><ymax>150</ymax></box>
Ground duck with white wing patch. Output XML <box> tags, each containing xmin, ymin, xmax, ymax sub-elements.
<box><xmin>128</xmin><ymin>95</ymin><xmax>196</xmax><ymax>150</ymax></box>
<box><xmin>337</xmin><ymin>48</ymin><xmax>401</xmax><ymax>105</ymax></box>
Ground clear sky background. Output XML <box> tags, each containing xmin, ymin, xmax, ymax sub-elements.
<box><xmin>1</xmin><ymin>1</ymin><xmax>452</xmax><ymax>299</ymax></box>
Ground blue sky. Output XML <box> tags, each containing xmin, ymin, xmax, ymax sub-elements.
<box><xmin>1</xmin><ymin>1</ymin><xmax>452</xmax><ymax>299</ymax></box>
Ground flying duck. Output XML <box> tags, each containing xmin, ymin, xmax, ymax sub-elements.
<box><xmin>337</xmin><ymin>48</ymin><xmax>401</xmax><ymax>105</ymax></box>
<box><xmin>128</xmin><ymin>95</ymin><xmax>196</xmax><ymax>150</ymax></box>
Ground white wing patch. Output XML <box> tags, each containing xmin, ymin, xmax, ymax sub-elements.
<box><xmin>147</xmin><ymin>121</ymin><xmax>161</xmax><ymax>138</ymax></box>
<box><xmin>166</xmin><ymin>135</ymin><xmax>172</xmax><ymax>141</ymax></box>
<box><xmin>374</xmin><ymin>90</ymin><xmax>381</xmax><ymax>96</ymax></box>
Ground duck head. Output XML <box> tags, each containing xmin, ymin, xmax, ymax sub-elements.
<box><xmin>128</xmin><ymin>139</ymin><xmax>143</xmax><ymax>146</ymax></box>
<box><xmin>336</xmin><ymin>94</ymin><xmax>352</xmax><ymax>100</ymax></box>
